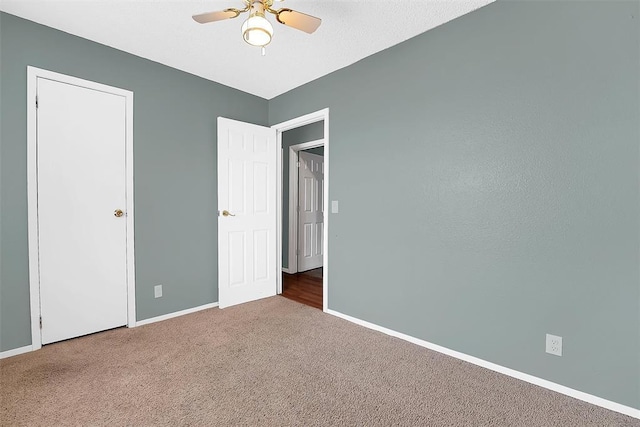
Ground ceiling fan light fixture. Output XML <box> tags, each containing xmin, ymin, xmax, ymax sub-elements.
<box><xmin>241</xmin><ymin>12</ymin><xmax>273</xmax><ymax>47</ymax></box>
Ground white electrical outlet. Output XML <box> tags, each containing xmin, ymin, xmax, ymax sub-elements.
<box><xmin>154</xmin><ymin>285</ymin><xmax>163</xmax><ymax>298</ymax></box>
<box><xmin>546</xmin><ymin>334</ymin><xmax>562</xmax><ymax>356</ymax></box>
<box><xmin>331</xmin><ymin>200</ymin><xmax>339</xmax><ymax>213</ymax></box>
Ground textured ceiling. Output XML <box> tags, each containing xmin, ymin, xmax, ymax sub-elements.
<box><xmin>0</xmin><ymin>0</ymin><xmax>495</xmax><ymax>99</ymax></box>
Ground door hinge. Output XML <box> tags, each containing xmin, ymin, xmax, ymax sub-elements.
<box><xmin>35</xmin><ymin>95</ymin><xmax>39</xmax><ymax>109</ymax></box>
<box><xmin>39</xmin><ymin>316</ymin><xmax>42</xmax><ymax>329</ymax></box>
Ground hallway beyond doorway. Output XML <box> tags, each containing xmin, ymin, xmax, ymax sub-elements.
<box><xmin>282</xmin><ymin>268</ymin><xmax>322</xmax><ymax>310</ymax></box>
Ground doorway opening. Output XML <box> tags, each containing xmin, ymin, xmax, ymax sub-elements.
<box><xmin>284</xmin><ymin>138</ymin><xmax>324</xmax><ymax>309</ymax></box>
<box><xmin>272</xmin><ymin>110</ymin><xmax>329</xmax><ymax>311</ymax></box>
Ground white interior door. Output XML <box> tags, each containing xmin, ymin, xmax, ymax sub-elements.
<box><xmin>297</xmin><ymin>151</ymin><xmax>324</xmax><ymax>272</ymax></box>
<box><xmin>218</xmin><ymin>117</ymin><xmax>277</xmax><ymax>308</ymax></box>
<box><xmin>37</xmin><ymin>78</ymin><xmax>128</xmax><ymax>345</ymax></box>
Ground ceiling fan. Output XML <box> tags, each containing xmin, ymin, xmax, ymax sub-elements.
<box><xmin>193</xmin><ymin>0</ymin><xmax>322</xmax><ymax>53</ymax></box>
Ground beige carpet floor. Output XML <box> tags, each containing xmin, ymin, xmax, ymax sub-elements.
<box><xmin>1</xmin><ymin>296</ymin><xmax>638</xmax><ymax>426</ymax></box>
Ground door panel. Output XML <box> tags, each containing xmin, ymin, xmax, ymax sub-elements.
<box><xmin>218</xmin><ymin>118</ymin><xmax>277</xmax><ymax>308</ymax></box>
<box><xmin>297</xmin><ymin>151</ymin><xmax>324</xmax><ymax>272</ymax></box>
<box><xmin>229</xmin><ymin>231</ymin><xmax>246</xmax><ymax>287</ymax></box>
<box><xmin>37</xmin><ymin>78</ymin><xmax>128</xmax><ymax>344</ymax></box>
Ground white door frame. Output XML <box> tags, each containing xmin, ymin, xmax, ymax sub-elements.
<box><xmin>272</xmin><ymin>108</ymin><xmax>329</xmax><ymax>312</ymax></box>
<box><xmin>286</xmin><ymin>139</ymin><xmax>324</xmax><ymax>274</ymax></box>
<box><xmin>26</xmin><ymin>66</ymin><xmax>136</xmax><ymax>351</ymax></box>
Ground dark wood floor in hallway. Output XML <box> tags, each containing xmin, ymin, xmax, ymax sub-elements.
<box><xmin>282</xmin><ymin>268</ymin><xmax>323</xmax><ymax>309</ymax></box>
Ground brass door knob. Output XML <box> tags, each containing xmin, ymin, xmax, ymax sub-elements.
<box><xmin>222</xmin><ymin>210</ymin><xmax>235</xmax><ymax>217</ymax></box>
<box><xmin>114</xmin><ymin>209</ymin><xmax>124</xmax><ymax>218</ymax></box>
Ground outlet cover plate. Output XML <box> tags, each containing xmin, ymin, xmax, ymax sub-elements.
<box><xmin>154</xmin><ymin>285</ymin><xmax>163</xmax><ymax>298</ymax></box>
<box><xmin>546</xmin><ymin>333</ymin><xmax>562</xmax><ymax>356</ymax></box>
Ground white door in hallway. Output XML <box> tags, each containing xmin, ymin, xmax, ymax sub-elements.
<box><xmin>217</xmin><ymin>117</ymin><xmax>277</xmax><ymax>308</ymax></box>
<box><xmin>37</xmin><ymin>78</ymin><xmax>128</xmax><ymax>345</ymax></box>
<box><xmin>297</xmin><ymin>151</ymin><xmax>324</xmax><ymax>272</ymax></box>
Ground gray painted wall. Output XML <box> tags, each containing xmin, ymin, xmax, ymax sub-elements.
<box><xmin>269</xmin><ymin>1</ymin><xmax>640</xmax><ymax>409</ymax></box>
<box><xmin>304</xmin><ymin>147</ymin><xmax>324</xmax><ymax>157</ymax></box>
<box><xmin>281</xmin><ymin>122</ymin><xmax>324</xmax><ymax>269</ymax></box>
<box><xmin>0</xmin><ymin>13</ymin><xmax>268</xmax><ymax>352</ymax></box>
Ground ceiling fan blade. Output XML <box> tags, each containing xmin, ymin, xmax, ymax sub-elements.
<box><xmin>192</xmin><ymin>9</ymin><xmax>240</xmax><ymax>24</ymax></box>
<box><xmin>276</xmin><ymin>9</ymin><xmax>322</xmax><ymax>34</ymax></box>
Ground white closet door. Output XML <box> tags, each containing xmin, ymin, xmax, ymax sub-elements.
<box><xmin>37</xmin><ymin>78</ymin><xmax>128</xmax><ymax>344</ymax></box>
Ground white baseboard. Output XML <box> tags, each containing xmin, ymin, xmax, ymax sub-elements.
<box><xmin>0</xmin><ymin>303</ymin><xmax>220</xmax><ymax>359</ymax></box>
<box><xmin>282</xmin><ymin>267</ymin><xmax>294</xmax><ymax>274</ymax></box>
<box><xmin>326</xmin><ymin>309</ymin><xmax>640</xmax><ymax>420</ymax></box>
<box><xmin>136</xmin><ymin>302</ymin><xmax>219</xmax><ymax>327</ymax></box>
<box><xmin>0</xmin><ymin>345</ymin><xmax>34</xmax><ymax>359</ymax></box>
